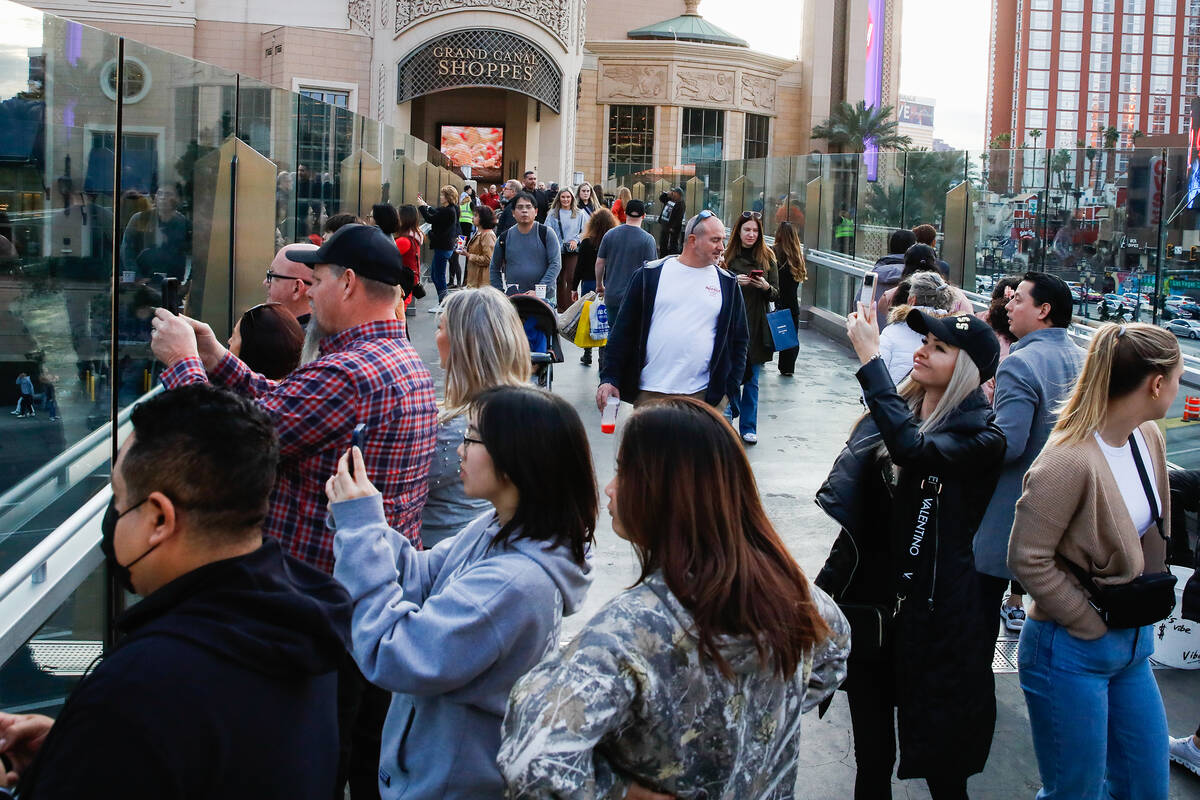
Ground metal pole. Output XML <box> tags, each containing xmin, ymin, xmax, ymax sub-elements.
<box><xmin>1153</xmin><ymin>147</ymin><xmax>1167</xmax><ymax>326</ymax></box>
<box><xmin>106</xmin><ymin>37</ymin><xmax>127</xmax><ymax>651</ymax></box>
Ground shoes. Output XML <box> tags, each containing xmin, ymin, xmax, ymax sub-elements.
<box><xmin>1001</xmin><ymin>601</ymin><xmax>1026</xmax><ymax>632</ymax></box>
<box><xmin>9</xmin><ymin>410</ymin><xmax>18</xmax><ymax>416</ymax></box>
<box><xmin>779</xmin><ymin>372</ymin><xmax>794</xmax><ymax>377</ymax></box>
<box><xmin>1170</xmin><ymin>736</ymin><xmax>1200</xmax><ymax>777</ymax></box>
<box><xmin>580</xmin><ymin>353</ymin><xmax>592</xmax><ymax>366</ymax></box>
<box><xmin>427</xmin><ymin>304</ymin><xmax>442</xmax><ymax>313</ymax></box>
<box><xmin>742</xmin><ymin>432</ymin><xmax>758</xmax><ymax>445</ymax></box>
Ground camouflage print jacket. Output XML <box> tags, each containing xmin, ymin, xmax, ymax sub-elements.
<box><xmin>498</xmin><ymin>572</ymin><xmax>851</xmax><ymax>799</ymax></box>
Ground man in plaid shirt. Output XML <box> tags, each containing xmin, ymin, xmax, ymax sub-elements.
<box><xmin>150</xmin><ymin>225</ymin><xmax>436</xmax><ymax>570</ymax></box>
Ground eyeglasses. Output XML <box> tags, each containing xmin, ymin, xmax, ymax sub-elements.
<box><xmin>741</xmin><ymin>211</ymin><xmax>763</xmax><ymax>220</ymax></box>
<box><xmin>684</xmin><ymin>209</ymin><xmax>716</xmax><ymax>238</ymax></box>
<box><xmin>462</xmin><ymin>434</ymin><xmax>485</xmax><ymax>448</ymax></box>
<box><xmin>265</xmin><ymin>270</ymin><xmax>313</xmax><ymax>286</ymax></box>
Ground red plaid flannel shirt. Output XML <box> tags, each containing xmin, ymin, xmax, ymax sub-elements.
<box><xmin>162</xmin><ymin>319</ymin><xmax>438</xmax><ymax>572</ymax></box>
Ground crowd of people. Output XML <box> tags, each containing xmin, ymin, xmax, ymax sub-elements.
<box><xmin>1</xmin><ymin>180</ymin><xmax>1199</xmax><ymax>800</ymax></box>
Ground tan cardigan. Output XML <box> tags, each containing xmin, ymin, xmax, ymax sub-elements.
<box><xmin>465</xmin><ymin>230</ymin><xmax>496</xmax><ymax>289</ymax></box>
<box><xmin>1008</xmin><ymin>421</ymin><xmax>1170</xmax><ymax>640</ymax></box>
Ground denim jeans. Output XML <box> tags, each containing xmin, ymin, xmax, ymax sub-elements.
<box><xmin>431</xmin><ymin>248</ymin><xmax>453</xmax><ymax>301</ymax></box>
<box><xmin>1018</xmin><ymin>617</ymin><xmax>1168</xmax><ymax>800</ymax></box>
<box><xmin>724</xmin><ymin>363</ymin><xmax>761</xmax><ymax>436</ymax></box>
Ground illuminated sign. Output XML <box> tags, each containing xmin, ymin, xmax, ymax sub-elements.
<box><xmin>863</xmin><ymin>0</ymin><xmax>886</xmax><ymax>181</ymax></box>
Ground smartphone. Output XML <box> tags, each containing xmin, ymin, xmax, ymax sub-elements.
<box><xmin>750</xmin><ymin>269</ymin><xmax>764</xmax><ymax>279</ymax></box>
<box><xmin>162</xmin><ymin>277</ymin><xmax>181</xmax><ymax>315</ymax></box>
<box><xmin>349</xmin><ymin>423</ymin><xmax>367</xmax><ymax>477</ymax></box>
<box><xmin>859</xmin><ymin>272</ymin><xmax>877</xmax><ymax>309</ymax></box>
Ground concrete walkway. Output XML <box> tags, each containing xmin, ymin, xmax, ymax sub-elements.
<box><xmin>405</xmin><ymin>302</ymin><xmax>1200</xmax><ymax>799</ymax></box>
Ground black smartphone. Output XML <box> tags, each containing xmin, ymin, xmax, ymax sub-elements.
<box><xmin>162</xmin><ymin>277</ymin><xmax>181</xmax><ymax>315</ymax></box>
<box><xmin>349</xmin><ymin>423</ymin><xmax>367</xmax><ymax>478</ymax></box>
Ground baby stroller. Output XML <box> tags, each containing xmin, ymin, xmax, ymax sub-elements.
<box><xmin>509</xmin><ymin>294</ymin><xmax>564</xmax><ymax>390</ymax></box>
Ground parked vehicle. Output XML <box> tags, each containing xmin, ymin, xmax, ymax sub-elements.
<box><xmin>1165</xmin><ymin>318</ymin><xmax>1200</xmax><ymax>339</ymax></box>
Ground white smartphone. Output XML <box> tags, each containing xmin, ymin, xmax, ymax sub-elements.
<box><xmin>859</xmin><ymin>272</ymin><xmax>877</xmax><ymax>309</ymax></box>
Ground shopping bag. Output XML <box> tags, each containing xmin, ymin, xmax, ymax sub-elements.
<box><xmin>559</xmin><ymin>291</ymin><xmax>594</xmax><ymax>338</ymax></box>
<box><xmin>589</xmin><ymin>300</ymin><xmax>609</xmax><ymax>341</ymax></box>
<box><xmin>573</xmin><ymin>301</ymin><xmax>607</xmax><ymax>347</ymax></box>
<box><xmin>768</xmin><ymin>308</ymin><xmax>798</xmax><ymax>351</ymax></box>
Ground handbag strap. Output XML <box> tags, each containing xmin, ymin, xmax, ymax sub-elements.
<box><xmin>895</xmin><ymin>474</ymin><xmax>941</xmax><ymax>612</ymax></box>
<box><xmin>1127</xmin><ymin>432</ymin><xmax>1166</xmax><ymax>541</ymax></box>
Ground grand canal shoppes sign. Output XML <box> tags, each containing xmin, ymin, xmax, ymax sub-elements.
<box><xmin>397</xmin><ymin>29</ymin><xmax>564</xmax><ymax>112</ymax></box>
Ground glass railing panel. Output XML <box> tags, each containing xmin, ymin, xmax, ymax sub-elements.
<box><xmin>762</xmin><ymin>156</ymin><xmax>792</xmax><ymax>240</ymax></box>
<box><xmin>0</xmin><ymin>5</ymin><xmax>118</xmax><ymax>570</ymax></box>
<box><xmin>824</xmin><ymin>153</ymin><xmax>861</xmax><ymax>259</ymax></box>
<box><xmin>0</xmin><ymin>561</ymin><xmax>104</xmax><ymax>715</ymax></box>
<box><xmin>856</xmin><ymin>150</ymin><xmax>906</xmax><ymax>265</ymax></box>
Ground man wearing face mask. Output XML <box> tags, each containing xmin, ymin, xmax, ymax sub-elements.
<box><xmin>0</xmin><ymin>384</ymin><xmax>352</xmax><ymax>798</ymax></box>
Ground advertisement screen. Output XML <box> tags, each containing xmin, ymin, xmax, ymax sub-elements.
<box><xmin>440</xmin><ymin>125</ymin><xmax>504</xmax><ymax>182</ymax></box>
<box><xmin>898</xmin><ymin>100</ymin><xmax>935</xmax><ymax>127</ymax></box>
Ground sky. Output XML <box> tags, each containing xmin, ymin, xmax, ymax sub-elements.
<box><xmin>703</xmin><ymin>0</ymin><xmax>992</xmax><ymax>151</ymax></box>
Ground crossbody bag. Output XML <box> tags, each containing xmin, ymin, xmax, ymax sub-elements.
<box><xmin>1064</xmin><ymin>433</ymin><xmax>1177</xmax><ymax>629</ymax></box>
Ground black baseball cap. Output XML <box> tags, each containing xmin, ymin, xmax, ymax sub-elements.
<box><xmin>671</xmin><ymin>186</ymin><xmax>684</xmax><ymax>195</ymax></box>
<box><xmin>286</xmin><ymin>224</ymin><xmax>413</xmax><ymax>291</ymax></box>
<box><xmin>625</xmin><ymin>199</ymin><xmax>646</xmax><ymax>217</ymax></box>
<box><xmin>905</xmin><ymin>309</ymin><xmax>1001</xmax><ymax>383</ymax></box>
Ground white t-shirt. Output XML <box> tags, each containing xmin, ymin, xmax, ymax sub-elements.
<box><xmin>640</xmin><ymin>258</ymin><xmax>723</xmax><ymax>394</ymax></box>
<box><xmin>1094</xmin><ymin>428</ymin><xmax>1162</xmax><ymax>537</ymax></box>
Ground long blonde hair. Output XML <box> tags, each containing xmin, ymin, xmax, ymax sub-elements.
<box><xmin>895</xmin><ymin>347</ymin><xmax>982</xmax><ymax>434</ymax></box>
<box><xmin>617</xmin><ymin>186</ymin><xmax>632</xmax><ymax>205</ymax></box>
<box><xmin>773</xmin><ymin>221</ymin><xmax>806</xmax><ymax>282</ymax></box>
<box><xmin>439</xmin><ymin>184</ymin><xmax>459</xmax><ymax>208</ymax></box>
<box><xmin>439</xmin><ymin>288</ymin><xmax>531</xmax><ymax>423</ymax></box>
<box><xmin>1050</xmin><ymin>323</ymin><xmax>1179</xmax><ymax>446</ymax></box>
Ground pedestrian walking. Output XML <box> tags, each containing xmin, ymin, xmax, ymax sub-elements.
<box><xmin>818</xmin><ymin>304</ymin><xmax>1004</xmax><ymax>800</ymax></box>
<box><xmin>499</xmin><ymin>397</ymin><xmax>849</xmax><ymax>798</ymax></box>
<box><xmin>611</xmin><ymin>186</ymin><xmax>632</xmax><ymax>224</ymax></box>
<box><xmin>575</xmin><ymin>181</ymin><xmax>597</xmax><ymax>215</ymax></box>
<box><xmin>488</xmin><ymin>192</ymin><xmax>561</xmax><ymax>306</ymax></box>
<box><xmin>722</xmin><ymin>211</ymin><xmax>779</xmax><ymax>444</ymax></box>
<box><xmin>417</xmin><ymin>186</ymin><xmax>461</xmax><ymax>309</ymax></box>
<box><xmin>774</xmin><ymin>220</ymin><xmax>806</xmax><ymax>377</ymax></box>
<box><xmin>574</xmin><ymin>207</ymin><xmax>618</xmax><ymax>366</ymax></box>
<box><xmin>546</xmin><ymin>187</ymin><xmax>588</xmax><ymax>312</ymax></box>
<box><xmin>656</xmin><ymin>187</ymin><xmax>685</xmax><ymax>257</ymax></box>
<box><xmin>594</xmin><ymin>199</ymin><xmax>657</xmax><ymax>370</ymax></box>
<box><xmin>495</xmin><ymin>180</ymin><xmax>520</xmax><ymax>235</ymax></box>
<box><xmin>463</xmin><ymin>206</ymin><xmax>496</xmax><ymax>289</ymax></box>
<box><xmin>1010</xmin><ymin>323</ymin><xmax>1181</xmax><ymax>800</ymax></box>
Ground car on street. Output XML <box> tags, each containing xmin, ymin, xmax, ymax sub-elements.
<box><xmin>1165</xmin><ymin>319</ymin><xmax>1200</xmax><ymax>339</ymax></box>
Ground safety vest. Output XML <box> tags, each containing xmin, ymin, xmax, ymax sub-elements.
<box><xmin>834</xmin><ymin>216</ymin><xmax>855</xmax><ymax>239</ymax></box>
<box><xmin>459</xmin><ymin>199</ymin><xmax>474</xmax><ymax>224</ymax></box>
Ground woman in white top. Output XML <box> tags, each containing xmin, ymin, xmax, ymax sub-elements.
<box><xmin>1009</xmin><ymin>322</ymin><xmax>1181</xmax><ymax>800</ymax></box>
<box><xmin>547</xmin><ymin>188</ymin><xmax>589</xmax><ymax>312</ymax></box>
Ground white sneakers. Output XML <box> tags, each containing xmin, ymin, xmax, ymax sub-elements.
<box><xmin>1001</xmin><ymin>602</ymin><xmax>1026</xmax><ymax>632</ymax></box>
<box><xmin>1170</xmin><ymin>735</ymin><xmax>1200</xmax><ymax>777</ymax></box>
<box><xmin>741</xmin><ymin>432</ymin><xmax>758</xmax><ymax>445</ymax></box>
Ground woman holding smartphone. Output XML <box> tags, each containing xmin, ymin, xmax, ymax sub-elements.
<box><xmin>722</xmin><ymin>211</ymin><xmax>779</xmax><ymax>445</ymax></box>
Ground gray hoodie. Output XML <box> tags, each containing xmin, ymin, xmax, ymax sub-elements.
<box><xmin>331</xmin><ymin>495</ymin><xmax>592</xmax><ymax>799</ymax></box>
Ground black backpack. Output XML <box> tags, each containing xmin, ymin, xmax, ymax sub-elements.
<box><xmin>497</xmin><ymin>222</ymin><xmax>549</xmax><ymax>262</ymax></box>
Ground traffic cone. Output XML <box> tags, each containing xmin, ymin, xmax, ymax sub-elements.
<box><xmin>1184</xmin><ymin>396</ymin><xmax>1200</xmax><ymax>421</ymax></box>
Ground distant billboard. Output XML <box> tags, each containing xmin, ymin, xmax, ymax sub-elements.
<box><xmin>898</xmin><ymin>99</ymin><xmax>935</xmax><ymax>128</ymax></box>
<box><xmin>439</xmin><ymin>125</ymin><xmax>503</xmax><ymax>183</ymax></box>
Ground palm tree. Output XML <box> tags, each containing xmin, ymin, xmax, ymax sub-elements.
<box><xmin>1103</xmin><ymin>125</ymin><xmax>1120</xmax><ymax>184</ymax></box>
<box><xmin>811</xmin><ymin>101</ymin><xmax>914</xmax><ymax>153</ymax></box>
<box><xmin>1132</xmin><ymin>129</ymin><xmax>1145</xmax><ymax>148</ymax></box>
<box><xmin>1029</xmin><ymin>129</ymin><xmax>1043</xmax><ymax>147</ymax></box>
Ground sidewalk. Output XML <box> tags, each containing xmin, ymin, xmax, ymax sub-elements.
<box><xmin>406</xmin><ymin>303</ymin><xmax>1200</xmax><ymax>798</ymax></box>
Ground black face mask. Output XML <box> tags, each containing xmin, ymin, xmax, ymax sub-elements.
<box><xmin>100</xmin><ymin>496</ymin><xmax>157</xmax><ymax>594</ymax></box>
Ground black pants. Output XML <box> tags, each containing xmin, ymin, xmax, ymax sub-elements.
<box><xmin>336</xmin><ymin>653</ymin><xmax>391</xmax><ymax>799</ymax></box>
<box><xmin>777</xmin><ymin>302</ymin><xmax>800</xmax><ymax>374</ymax></box>
<box><xmin>846</xmin><ymin>658</ymin><xmax>971</xmax><ymax>800</ymax></box>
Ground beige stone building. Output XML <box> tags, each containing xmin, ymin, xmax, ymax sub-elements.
<box><xmin>21</xmin><ymin>0</ymin><xmax>904</xmax><ymax>187</ymax></box>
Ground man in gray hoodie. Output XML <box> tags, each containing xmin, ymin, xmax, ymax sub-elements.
<box><xmin>975</xmin><ymin>271</ymin><xmax>1083</xmax><ymax>637</ymax></box>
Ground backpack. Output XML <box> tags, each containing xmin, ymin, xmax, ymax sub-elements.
<box><xmin>497</xmin><ymin>222</ymin><xmax>549</xmax><ymax>262</ymax></box>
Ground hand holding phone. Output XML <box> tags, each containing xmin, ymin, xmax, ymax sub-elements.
<box><xmin>859</xmin><ymin>272</ymin><xmax>878</xmax><ymax>309</ymax></box>
<box><xmin>162</xmin><ymin>277</ymin><xmax>181</xmax><ymax>316</ymax></box>
<box><xmin>349</xmin><ymin>424</ymin><xmax>367</xmax><ymax>478</ymax></box>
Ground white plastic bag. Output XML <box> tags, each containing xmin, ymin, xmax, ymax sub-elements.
<box><xmin>589</xmin><ymin>300</ymin><xmax>609</xmax><ymax>341</ymax></box>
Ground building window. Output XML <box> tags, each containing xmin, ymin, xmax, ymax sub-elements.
<box><xmin>221</xmin><ymin>85</ymin><xmax>272</xmax><ymax>157</ymax></box>
<box><xmin>1124</xmin><ymin>0</ymin><xmax>1146</xmax><ymax>13</ymax></box>
<box><xmin>1027</xmin><ymin>109</ymin><xmax>1048</xmax><ymax>127</ymax></box>
<box><xmin>1152</xmin><ymin>55</ymin><xmax>1174</xmax><ymax>72</ymax></box>
<box><xmin>1059</xmin><ymin>72</ymin><xmax>1081</xmax><ymax>91</ymax></box>
<box><xmin>1119</xmin><ymin>74</ymin><xmax>1142</xmax><ymax>93</ymax></box>
<box><xmin>607</xmin><ymin>105</ymin><xmax>654</xmax><ymax>180</ymax></box>
<box><xmin>1092</xmin><ymin>33</ymin><xmax>1113</xmax><ymax>52</ymax></box>
<box><xmin>299</xmin><ymin>87</ymin><xmax>350</xmax><ymax>107</ymax></box>
<box><xmin>1058</xmin><ymin>92</ymin><xmax>1079</xmax><ymax>111</ymax></box>
<box><xmin>681</xmin><ymin>108</ymin><xmax>724</xmax><ymax>163</ymax></box>
<box><xmin>1088</xmin><ymin>92</ymin><xmax>1111</xmax><ymax>112</ymax></box>
<box><xmin>1154</xmin><ymin>16</ymin><xmax>1176</xmax><ymax>34</ymax></box>
<box><xmin>1063</xmin><ymin>0</ymin><xmax>1084</xmax><ymax>8</ymax></box>
<box><xmin>1156</xmin><ymin>0</ymin><xmax>1175</xmax><ymax>11</ymax></box>
<box><xmin>1063</xmin><ymin>12</ymin><xmax>1084</xmax><ymax>30</ymax></box>
<box><xmin>1091</xmin><ymin>53</ymin><xmax>1113</xmax><ymax>72</ymax></box>
<box><xmin>1027</xmin><ymin>89</ymin><xmax>1049</xmax><ymax>108</ymax></box>
<box><xmin>99</xmin><ymin>56</ymin><xmax>152</xmax><ymax>103</ymax></box>
<box><xmin>1030</xmin><ymin>30</ymin><xmax>1051</xmax><ymax>49</ymax></box>
<box><xmin>1029</xmin><ymin>51</ymin><xmax>1051</xmax><ymax>69</ymax></box>
<box><xmin>1120</xmin><ymin>54</ymin><xmax>1143</xmax><ymax>73</ymax></box>
<box><xmin>1058</xmin><ymin>111</ymin><xmax>1079</xmax><ymax>129</ymax></box>
<box><xmin>1151</xmin><ymin>74</ymin><xmax>1172</xmax><ymax>92</ymax></box>
<box><xmin>1061</xmin><ymin>31</ymin><xmax>1083</xmax><ymax>50</ymax></box>
<box><xmin>1122</xmin><ymin>35</ymin><xmax>1144</xmax><ymax>53</ymax></box>
<box><xmin>1029</xmin><ymin>71</ymin><xmax>1050</xmax><ymax>89</ymax></box>
<box><xmin>1090</xmin><ymin>74</ymin><xmax>1111</xmax><ymax>92</ymax></box>
<box><xmin>1123</xmin><ymin>15</ymin><xmax>1145</xmax><ymax>34</ymax></box>
<box><xmin>1061</xmin><ymin>52</ymin><xmax>1082</xmax><ymax>70</ymax></box>
<box><xmin>743</xmin><ymin>113</ymin><xmax>770</xmax><ymax>159</ymax></box>
<box><xmin>1030</xmin><ymin>11</ymin><xmax>1053</xmax><ymax>29</ymax></box>
<box><xmin>1056</xmin><ymin>130</ymin><xmax>1079</xmax><ymax>147</ymax></box>
<box><xmin>1093</xmin><ymin>14</ymin><xmax>1114</xmax><ymax>32</ymax></box>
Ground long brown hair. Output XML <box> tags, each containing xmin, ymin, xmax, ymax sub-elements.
<box><xmin>583</xmin><ymin>207</ymin><xmax>618</xmax><ymax>246</ymax></box>
<box><xmin>773</xmin><ymin>221</ymin><xmax>806</xmax><ymax>282</ymax></box>
<box><xmin>722</xmin><ymin>213</ymin><xmax>776</xmax><ymax>272</ymax></box>
<box><xmin>616</xmin><ymin>398</ymin><xmax>831</xmax><ymax>679</ymax></box>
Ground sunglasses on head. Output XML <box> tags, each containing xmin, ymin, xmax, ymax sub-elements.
<box><xmin>685</xmin><ymin>209</ymin><xmax>717</xmax><ymax>237</ymax></box>
<box><xmin>741</xmin><ymin>211</ymin><xmax>763</xmax><ymax>220</ymax></box>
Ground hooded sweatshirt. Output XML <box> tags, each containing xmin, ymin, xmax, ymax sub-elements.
<box><xmin>498</xmin><ymin>573</ymin><xmax>850</xmax><ymax>799</ymax></box>
<box><xmin>330</xmin><ymin>494</ymin><xmax>592</xmax><ymax>800</ymax></box>
<box><xmin>17</xmin><ymin>539</ymin><xmax>352</xmax><ymax>800</ymax></box>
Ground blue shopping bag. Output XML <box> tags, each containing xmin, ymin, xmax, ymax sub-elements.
<box><xmin>768</xmin><ymin>308</ymin><xmax>799</xmax><ymax>351</ymax></box>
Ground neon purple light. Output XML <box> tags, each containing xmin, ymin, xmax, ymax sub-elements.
<box><xmin>863</xmin><ymin>0</ymin><xmax>885</xmax><ymax>181</ymax></box>
<box><xmin>66</xmin><ymin>22</ymin><xmax>81</xmax><ymax>67</ymax></box>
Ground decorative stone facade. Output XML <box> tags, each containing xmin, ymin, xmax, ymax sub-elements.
<box><xmin>393</xmin><ymin>0</ymin><xmax>571</xmax><ymax>48</ymax></box>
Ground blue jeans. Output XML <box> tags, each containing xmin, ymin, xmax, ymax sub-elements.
<box><xmin>724</xmin><ymin>363</ymin><xmax>760</xmax><ymax>436</ymax></box>
<box><xmin>1018</xmin><ymin>617</ymin><xmax>1168</xmax><ymax>800</ymax></box>
<box><xmin>431</xmin><ymin>249</ymin><xmax>453</xmax><ymax>301</ymax></box>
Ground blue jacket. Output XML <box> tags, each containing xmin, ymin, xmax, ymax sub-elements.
<box><xmin>331</xmin><ymin>495</ymin><xmax>592</xmax><ymax>800</ymax></box>
<box><xmin>974</xmin><ymin>327</ymin><xmax>1083</xmax><ymax>578</ymax></box>
<box><xmin>599</xmin><ymin>257</ymin><xmax>749</xmax><ymax>412</ymax></box>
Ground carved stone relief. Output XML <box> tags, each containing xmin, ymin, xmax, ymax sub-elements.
<box><xmin>599</xmin><ymin>64</ymin><xmax>666</xmax><ymax>102</ymax></box>
<box><xmin>675</xmin><ymin>69</ymin><xmax>734</xmax><ymax>104</ymax></box>
<box><xmin>739</xmin><ymin>73</ymin><xmax>776</xmax><ymax>112</ymax></box>
<box><xmin>395</xmin><ymin>0</ymin><xmax>570</xmax><ymax>48</ymax></box>
<box><xmin>377</xmin><ymin>63</ymin><xmax>387</xmax><ymax>121</ymax></box>
<box><xmin>380</xmin><ymin>0</ymin><xmax>391</xmax><ymax>30</ymax></box>
<box><xmin>577</xmin><ymin>0</ymin><xmax>586</xmax><ymax>47</ymax></box>
<box><xmin>349</xmin><ymin>0</ymin><xmax>373</xmax><ymax>33</ymax></box>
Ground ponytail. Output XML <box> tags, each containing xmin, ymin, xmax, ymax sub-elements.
<box><xmin>1050</xmin><ymin>323</ymin><xmax>1180</xmax><ymax>446</ymax></box>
